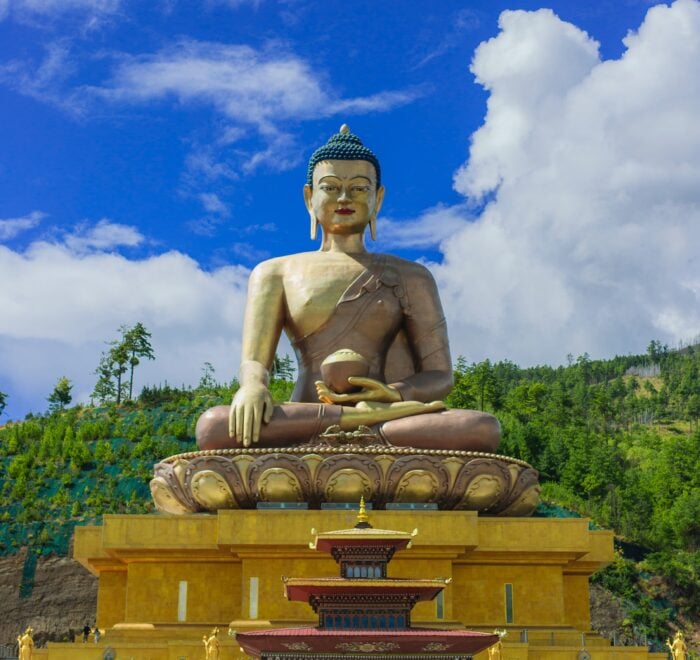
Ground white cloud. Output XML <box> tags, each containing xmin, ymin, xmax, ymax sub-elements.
<box><xmin>378</xmin><ymin>204</ymin><xmax>472</xmax><ymax>250</ymax></box>
<box><xmin>0</xmin><ymin>210</ymin><xmax>45</xmax><ymax>241</ymax></box>
<box><xmin>434</xmin><ymin>0</ymin><xmax>700</xmax><ymax>366</ymax></box>
<box><xmin>0</xmin><ymin>41</ymin><xmax>83</xmax><ymax>113</ymax></box>
<box><xmin>88</xmin><ymin>40</ymin><xmax>419</xmax><ymax>170</ymax></box>
<box><xmin>1</xmin><ymin>0</ymin><xmax>121</xmax><ymax>27</ymax></box>
<box><xmin>64</xmin><ymin>218</ymin><xmax>144</xmax><ymax>252</ymax></box>
<box><xmin>0</xmin><ymin>229</ymin><xmax>249</xmax><ymax>419</ymax></box>
<box><xmin>97</xmin><ymin>41</ymin><xmax>416</xmax><ymax>126</ymax></box>
<box><xmin>15</xmin><ymin>0</ymin><xmax>119</xmax><ymax>12</ymax></box>
<box><xmin>199</xmin><ymin>193</ymin><xmax>230</xmax><ymax>217</ymax></box>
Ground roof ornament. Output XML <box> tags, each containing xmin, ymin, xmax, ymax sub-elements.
<box><xmin>356</xmin><ymin>496</ymin><xmax>372</xmax><ymax>529</ymax></box>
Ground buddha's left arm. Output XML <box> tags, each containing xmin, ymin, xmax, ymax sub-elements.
<box><xmin>388</xmin><ymin>266</ymin><xmax>454</xmax><ymax>402</ymax></box>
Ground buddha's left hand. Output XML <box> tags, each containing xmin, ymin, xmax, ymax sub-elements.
<box><xmin>314</xmin><ymin>377</ymin><xmax>402</xmax><ymax>405</ymax></box>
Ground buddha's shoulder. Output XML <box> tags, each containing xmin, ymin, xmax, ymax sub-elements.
<box><xmin>249</xmin><ymin>252</ymin><xmax>322</xmax><ymax>276</ymax></box>
<box><xmin>382</xmin><ymin>254</ymin><xmax>436</xmax><ymax>283</ymax></box>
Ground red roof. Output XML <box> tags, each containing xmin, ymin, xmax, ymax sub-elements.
<box><xmin>236</xmin><ymin>627</ymin><xmax>499</xmax><ymax>656</ymax></box>
<box><xmin>284</xmin><ymin>577</ymin><xmax>446</xmax><ymax>603</ymax></box>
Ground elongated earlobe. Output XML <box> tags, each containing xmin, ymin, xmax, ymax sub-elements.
<box><xmin>369</xmin><ymin>216</ymin><xmax>377</xmax><ymax>241</ymax></box>
<box><xmin>310</xmin><ymin>215</ymin><xmax>318</xmax><ymax>240</ymax></box>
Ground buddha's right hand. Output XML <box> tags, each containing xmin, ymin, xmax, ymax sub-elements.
<box><xmin>315</xmin><ymin>377</ymin><xmax>402</xmax><ymax>405</ymax></box>
<box><xmin>228</xmin><ymin>384</ymin><xmax>274</xmax><ymax>447</ymax></box>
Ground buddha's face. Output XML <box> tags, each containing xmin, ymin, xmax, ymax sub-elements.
<box><xmin>304</xmin><ymin>159</ymin><xmax>384</xmax><ymax>236</ymax></box>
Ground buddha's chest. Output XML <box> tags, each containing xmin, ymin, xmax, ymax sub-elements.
<box><xmin>283</xmin><ymin>261</ymin><xmax>367</xmax><ymax>335</ymax></box>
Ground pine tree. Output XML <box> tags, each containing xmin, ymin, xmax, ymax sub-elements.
<box><xmin>123</xmin><ymin>322</ymin><xmax>155</xmax><ymax>401</ymax></box>
<box><xmin>47</xmin><ymin>376</ymin><xmax>73</xmax><ymax>412</ymax></box>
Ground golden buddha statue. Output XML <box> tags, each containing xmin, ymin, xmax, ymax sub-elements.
<box><xmin>195</xmin><ymin>125</ymin><xmax>500</xmax><ymax>454</ymax></box>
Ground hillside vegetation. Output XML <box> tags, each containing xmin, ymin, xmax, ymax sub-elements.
<box><xmin>0</xmin><ymin>344</ymin><xmax>698</xmax><ymax>650</ymax></box>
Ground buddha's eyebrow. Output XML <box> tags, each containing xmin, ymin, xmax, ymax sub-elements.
<box><xmin>318</xmin><ymin>175</ymin><xmax>373</xmax><ymax>183</ymax></box>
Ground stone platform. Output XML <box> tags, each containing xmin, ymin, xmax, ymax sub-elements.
<box><xmin>150</xmin><ymin>446</ymin><xmax>541</xmax><ymax>515</ymax></box>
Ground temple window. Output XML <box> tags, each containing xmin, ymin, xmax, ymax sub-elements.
<box><xmin>504</xmin><ymin>583</ymin><xmax>514</xmax><ymax>623</ymax></box>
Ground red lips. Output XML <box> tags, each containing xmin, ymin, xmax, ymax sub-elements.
<box><xmin>335</xmin><ymin>208</ymin><xmax>355</xmax><ymax>215</ymax></box>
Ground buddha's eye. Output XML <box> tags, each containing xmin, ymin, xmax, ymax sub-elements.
<box><xmin>351</xmin><ymin>186</ymin><xmax>371</xmax><ymax>194</ymax></box>
<box><xmin>320</xmin><ymin>185</ymin><xmax>339</xmax><ymax>193</ymax></box>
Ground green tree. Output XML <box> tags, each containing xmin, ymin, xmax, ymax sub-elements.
<box><xmin>108</xmin><ymin>337</ymin><xmax>130</xmax><ymax>405</ymax></box>
<box><xmin>91</xmin><ymin>323</ymin><xmax>155</xmax><ymax>404</ymax></box>
<box><xmin>47</xmin><ymin>376</ymin><xmax>73</xmax><ymax>412</ymax></box>
<box><xmin>198</xmin><ymin>362</ymin><xmax>217</xmax><ymax>390</ymax></box>
<box><xmin>123</xmin><ymin>322</ymin><xmax>155</xmax><ymax>400</ymax></box>
<box><xmin>271</xmin><ymin>353</ymin><xmax>295</xmax><ymax>381</ymax></box>
<box><xmin>0</xmin><ymin>389</ymin><xmax>6</xmax><ymax>417</ymax></box>
<box><xmin>92</xmin><ymin>351</ymin><xmax>117</xmax><ymax>404</ymax></box>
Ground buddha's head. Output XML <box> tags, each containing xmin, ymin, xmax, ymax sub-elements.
<box><xmin>303</xmin><ymin>124</ymin><xmax>385</xmax><ymax>241</ymax></box>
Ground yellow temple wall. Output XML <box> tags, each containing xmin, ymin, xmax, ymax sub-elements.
<box><xmin>124</xmin><ymin>560</ymin><xmax>242</xmax><ymax>623</ymax></box>
<box><xmin>96</xmin><ymin>569</ymin><xmax>127</xmax><ymax>629</ymax></box>
<box><xmin>452</xmin><ymin>564</ymin><xmax>565</xmax><ymax>627</ymax></box>
<box><xmin>563</xmin><ymin>573</ymin><xmax>593</xmax><ymax>630</ymax></box>
<box><xmin>74</xmin><ymin>510</ymin><xmax>612</xmax><ymax>632</ymax></box>
<box><xmin>59</xmin><ymin>511</ymin><xmax>670</xmax><ymax>660</ymax></box>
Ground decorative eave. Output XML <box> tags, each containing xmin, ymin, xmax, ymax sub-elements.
<box><xmin>236</xmin><ymin>627</ymin><xmax>499</xmax><ymax>658</ymax></box>
<box><xmin>309</xmin><ymin>497</ymin><xmax>418</xmax><ymax>553</ymax></box>
<box><xmin>283</xmin><ymin>577</ymin><xmax>449</xmax><ymax>603</ymax></box>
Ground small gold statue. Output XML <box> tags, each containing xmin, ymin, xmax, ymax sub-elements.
<box><xmin>17</xmin><ymin>627</ymin><xmax>34</xmax><ymax>660</ymax></box>
<box><xmin>488</xmin><ymin>629</ymin><xmax>506</xmax><ymax>660</ymax></box>
<box><xmin>203</xmin><ymin>627</ymin><xmax>221</xmax><ymax>660</ymax></box>
<box><xmin>666</xmin><ymin>631</ymin><xmax>687</xmax><ymax>660</ymax></box>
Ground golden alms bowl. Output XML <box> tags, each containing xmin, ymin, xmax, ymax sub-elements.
<box><xmin>320</xmin><ymin>349</ymin><xmax>370</xmax><ymax>394</ymax></box>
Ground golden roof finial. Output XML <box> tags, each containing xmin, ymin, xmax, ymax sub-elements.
<box><xmin>340</xmin><ymin>123</ymin><xmax>350</xmax><ymax>134</ymax></box>
<box><xmin>357</xmin><ymin>496</ymin><xmax>369</xmax><ymax>525</ymax></box>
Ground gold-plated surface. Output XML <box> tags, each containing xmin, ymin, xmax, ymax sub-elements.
<box><xmin>17</xmin><ymin>626</ymin><xmax>34</xmax><ymax>660</ymax></box>
<box><xmin>151</xmin><ymin>446</ymin><xmax>540</xmax><ymax>515</ymax></box>
<box><xmin>203</xmin><ymin>627</ymin><xmax>221</xmax><ymax>660</ymax></box>
<box><xmin>191</xmin><ymin>470</ymin><xmax>236</xmax><ymax>510</ymax></box>
<box><xmin>667</xmin><ymin>631</ymin><xmax>687</xmax><ymax>660</ymax></box>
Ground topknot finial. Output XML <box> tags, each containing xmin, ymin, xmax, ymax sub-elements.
<box><xmin>356</xmin><ymin>496</ymin><xmax>370</xmax><ymax>527</ymax></box>
<box><xmin>340</xmin><ymin>124</ymin><xmax>350</xmax><ymax>134</ymax></box>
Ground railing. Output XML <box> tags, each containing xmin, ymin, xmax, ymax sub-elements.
<box><xmin>518</xmin><ymin>629</ymin><xmax>653</xmax><ymax>649</ymax></box>
<box><xmin>0</xmin><ymin>643</ymin><xmax>18</xmax><ymax>660</ymax></box>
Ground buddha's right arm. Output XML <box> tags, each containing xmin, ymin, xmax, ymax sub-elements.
<box><xmin>229</xmin><ymin>261</ymin><xmax>286</xmax><ymax>445</ymax></box>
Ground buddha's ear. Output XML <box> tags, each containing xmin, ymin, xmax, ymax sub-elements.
<box><xmin>303</xmin><ymin>184</ymin><xmax>318</xmax><ymax>240</ymax></box>
<box><xmin>374</xmin><ymin>185</ymin><xmax>385</xmax><ymax>217</ymax></box>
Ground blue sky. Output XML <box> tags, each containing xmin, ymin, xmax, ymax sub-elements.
<box><xmin>2</xmin><ymin>0</ymin><xmax>700</xmax><ymax>421</ymax></box>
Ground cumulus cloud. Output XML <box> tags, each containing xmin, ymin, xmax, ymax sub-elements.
<box><xmin>0</xmin><ymin>210</ymin><xmax>46</xmax><ymax>241</ymax></box>
<box><xmin>0</xmin><ymin>224</ymin><xmax>249</xmax><ymax>419</ymax></box>
<box><xmin>434</xmin><ymin>0</ymin><xmax>700</xmax><ymax>365</ymax></box>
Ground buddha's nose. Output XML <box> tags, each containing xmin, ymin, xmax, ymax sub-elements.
<box><xmin>338</xmin><ymin>188</ymin><xmax>351</xmax><ymax>202</ymax></box>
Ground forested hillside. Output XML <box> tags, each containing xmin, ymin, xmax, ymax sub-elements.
<box><xmin>0</xmin><ymin>343</ymin><xmax>697</xmax><ymax>650</ymax></box>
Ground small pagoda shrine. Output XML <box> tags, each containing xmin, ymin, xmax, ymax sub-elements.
<box><xmin>235</xmin><ymin>500</ymin><xmax>498</xmax><ymax>659</ymax></box>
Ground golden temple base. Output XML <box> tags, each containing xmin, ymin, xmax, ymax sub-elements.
<box><xmin>41</xmin><ymin>510</ymin><xmax>666</xmax><ymax>660</ymax></box>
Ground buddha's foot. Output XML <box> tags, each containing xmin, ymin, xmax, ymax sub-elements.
<box><xmin>339</xmin><ymin>399</ymin><xmax>446</xmax><ymax>430</ymax></box>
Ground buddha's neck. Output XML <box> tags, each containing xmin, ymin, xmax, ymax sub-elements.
<box><xmin>320</xmin><ymin>233</ymin><xmax>367</xmax><ymax>254</ymax></box>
